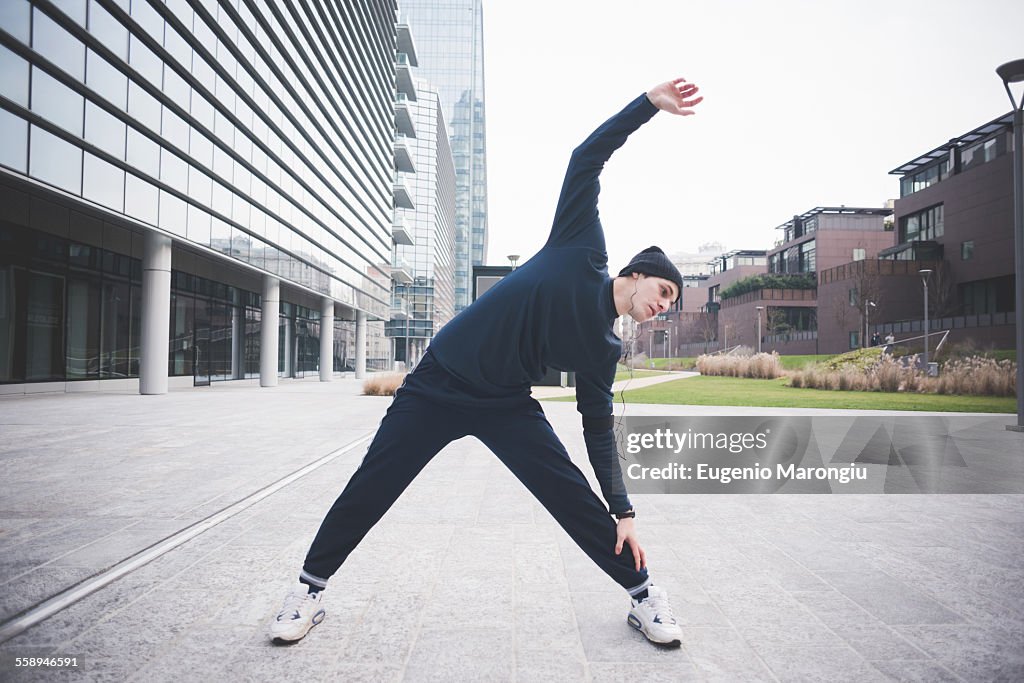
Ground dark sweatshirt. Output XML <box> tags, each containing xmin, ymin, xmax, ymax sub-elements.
<box><xmin>427</xmin><ymin>93</ymin><xmax>660</xmax><ymax>513</ymax></box>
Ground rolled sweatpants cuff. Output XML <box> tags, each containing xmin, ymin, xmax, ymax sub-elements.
<box><xmin>299</xmin><ymin>569</ymin><xmax>329</xmax><ymax>589</ymax></box>
<box><xmin>626</xmin><ymin>574</ymin><xmax>652</xmax><ymax>597</ymax></box>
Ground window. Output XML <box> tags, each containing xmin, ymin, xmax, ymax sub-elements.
<box><xmin>161</xmin><ymin>106</ymin><xmax>189</xmax><ymax>151</ymax></box>
<box><xmin>124</xmin><ymin>173</ymin><xmax>159</xmax><ymax>224</ymax></box>
<box><xmin>162</xmin><ymin>64</ymin><xmax>190</xmax><ymax>107</ymax></box>
<box><xmin>128</xmin><ymin>34</ymin><xmax>162</xmax><ymax>87</ymax></box>
<box><xmin>0</xmin><ymin>109</ymin><xmax>28</xmax><ymax>172</ymax></box>
<box><xmin>32</xmin><ymin>8</ymin><xmax>85</xmax><ymax>80</ymax></box>
<box><xmin>162</xmin><ymin>24</ymin><xmax>192</xmax><ymax>70</ymax></box>
<box><xmin>0</xmin><ymin>0</ymin><xmax>31</xmax><ymax>44</ymax></box>
<box><xmin>961</xmin><ymin>240</ymin><xmax>974</xmax><ymax>260</ymax></box>
<box><xmin>82</xmin><ymin>152</ymin><xmax>125</xmax><ymax>211</ymax></box>
<box><xmin>128</xmin><ymin>80</ymin><xmax>161</xmax><ymax>132</ymax></box>
<box><xmin>31</xmin><ymin>66</ymin><xmax>84</xmax><ymax>136</ymax></box>
<box><xmin>849</xmin><ymin>331</ymin><xmax>860</xmax><ymax>349</ymax></box>
<box><xmin>86</xmin><ymin>49</ymin><xmax>128</xmax><ymax>110</ymax></box>
<box><xmin>50</xmin><ymin>0</ymin><xmax>86</xmax><ymax>26</ymax></box>
<box><xmin>0</xmin><ymin>43</ymin><xmax>30</xmax><ymax>106</ymax></box>
<box><xmin>130</xmin><ymin>0</ymin><xmax>164</xmax><ymax>41</ymax></box>
<box><xmin>84</xmin><ymin>101</ymin><xmax>126</xmax><ymax>159</ymax></box>
<box><xmin>88</xmin><ymin>0</ymin><xmax>128</xmax><ymax>61</ymax></box>
<box><xmin>187</xmin><ymin>165</ymin><xmax>212</xmax><ymax>205</ymax></box>
<box><xmin>849</xmin><ymin>288</ymin><xmax>858</xmax><ymax>306</ymax></box>
<box><xmin>29</xmin><ymin>124</ymin><xmax>83</xmax><ymax>194</ymax></box>
<box><xmin>126</xmin><ymin>127</ymin><xmax>159</xmax><ymax>177</ymax></box>
<box><xmin>158</xmin><ymin>189</ymin><xmax>186</xmax><ymax>236</ymax></box>
<box><xmin>160</xmin><ymin>148</ymin><xmax>188</xmax><ymax>193</ymax></box>
<box><xmin>852</xmin><ymin>248</ymin><xmax>866</xmax><ymax>261</ymax></box>
<box><xmin>962</xmin><ymin>136</ymin><xmax>1004</xmax><ymax>171</ymax></box>
<box><xmin>899</xmin><ymin>204</ymin><xmax>943</xmax><ymax>243</ymax></box>
<box><xmin>187</xmin><ymin>204</ymin><xmax>211</xmax><ymax>246</ymax></box>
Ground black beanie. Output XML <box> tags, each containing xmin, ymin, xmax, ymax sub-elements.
<box><xmin>617</xmin><ymin>246</ymin><xmax>683</xmax><ymax>302</ymax></box>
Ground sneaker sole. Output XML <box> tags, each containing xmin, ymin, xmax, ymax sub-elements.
<box><xmin>271</xmin><ymin>608</ymin><xmax>326</xmax><ymax>645</ymax></box>
<box><xmin>627</xmin><ymin>614</ymin><xmax>681</xmax><ymax>648</ymax></box>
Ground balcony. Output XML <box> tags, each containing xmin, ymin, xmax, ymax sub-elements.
<box><xmin>395</xmin><ymin>134</ymin><xmax>416</xmax><ymax>174</ymax></box>
<box><xmin>395</xmin><ymin>93</ymin><xmax>416</xmax><ymax>138</ymax></box>
<box><xmin>395</xmin><ymin>52</ymin><xmax>417</xmax><ymax>101</ymax></box>
<box><xmin>390</xmin><ymin>296</ymin><xmax>410</xmax><ymax>320</ymax></box>
<box><xmin>392</xmin><ymin>214</ymin><xmax>415</xmax><ymax>246</ymax></box>
<box><xmin>393</xmin><ymin>174</ymin><xmax>415</xmax><ymax>210</ymax></box>
<box><xmin>396</xmin><ymin>24</ymin><xmax>419</xmax><ymax>67</ymax></box>
<box><xmin>391</xmin><ymin>256</ymin><xmax>413</xmax><ymax>284</ymax></box>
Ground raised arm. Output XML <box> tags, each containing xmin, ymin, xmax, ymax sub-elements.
<box><xmin>546</xmin><ymin>78</ymin><xmax>702</xmax><ymax>250</ymax></box>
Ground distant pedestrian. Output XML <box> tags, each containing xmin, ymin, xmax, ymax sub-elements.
<box><xmin>871</xmin><ymin>332</ymin><xmax>881</xmax><ymax>347</ymax></box>
<box><xmin>884</xmin><ymin>332</ymin><xmax>895</xmax><ymax>346</ymax></box>
<box><xmin>269</xmin><ymin>78</ymin><xmax>703</xmax><ymax>649</ymax></box>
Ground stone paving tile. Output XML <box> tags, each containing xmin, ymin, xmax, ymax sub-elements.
<box><xmin>515</xmin><ymin>653</ymin><xmax>588</xmax><ymax>683</ymax></box>
<box><xmin>894</xmin><ymin>623</ymin><xmax>1024</xmax><ymax>682</ymax></box>
<box><xmin>869</xmin><ymin>659</ymin><xmax>962</xmax><ymax>682</ymax></box>
<box><xmin>678</xmin><ymin>626</ymin><xmax>776</xmax><ymax>681</ymax></box>
<box><xmin>403</xmin><ymin>628</ymin><xmax>515</xmax><ymax>682</ymax></box>
<box><xmin>813</xmin><ymin>569</ymin><xmax>964</xmax><ymax>626</ymax></box>
<box><xmin>0</xmin><ymin>565</ymin><xmax>98</xmax><ymax>622</ymax></box>
<box><xmin>756</xmin><ymin>646</ymin><xmax>890</xmax><ymax>682</ymax></box>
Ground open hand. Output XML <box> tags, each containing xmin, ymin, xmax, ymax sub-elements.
<box><xmin>614</xmin><ymin>518</ymin><xmax>647</xmax><ymax>571</ymax></box>
<box><xmin>646</xmin><ymin>77</ymin><xmax>703</xmax><ymax>116</ymax></box>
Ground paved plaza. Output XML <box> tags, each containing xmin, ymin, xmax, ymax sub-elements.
<box><xmin>1</xmin><ymin>378</ymin><xmax>1023</xmax><ymax>681</ymax></box>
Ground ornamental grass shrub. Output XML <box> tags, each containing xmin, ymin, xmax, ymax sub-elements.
<box><xmin>787</xmin><ymin>354</ymin><xmax>1016</xmax><ymax>397</ymax></box>
<box><xmin>362</xmin><ymin>372</ymin><xmax>406</xmax><ymax>396</ymax></box>
<box><xmin>696</xmin><ymin>351</ymin><xmax>784</xmax><ymax>379</ymax></box>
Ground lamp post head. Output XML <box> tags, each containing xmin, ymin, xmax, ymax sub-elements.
<box><xmin>507</xmin><ymin>254</ymin><xmax>520</xmax><ymax>269</ymax></box>
<box><xmin>996</xmin><ymin>58</ymin><xmax>1024</xmax><ymax>84</ymax></box>
<box><xmin>756</xmin><ymin>306</ymin><xmax>764</xmax><ymax>311</ymax></box>
<box><xmin>997</xmin><ymin>58</ymin><xmax>1024</xmax><ymax>110</ymax></box>
<box><xmin>919</xmin><ymin>268</ymin><xmax>932</xmax><ymax>280</ymax></box>
<box><xmin>868</xmin><ymin>301</ymin><xmax>877</xmax><ymax>308</ymax></box>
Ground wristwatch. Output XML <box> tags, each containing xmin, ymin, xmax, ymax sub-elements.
<box><xmin>614</xmin><ymin>508</ymin><xmax>636</xmax><ymax>520</ymax></box>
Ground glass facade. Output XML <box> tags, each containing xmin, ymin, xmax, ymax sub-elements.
<box><xmin>0</xmin><ymin>0</ymin><xmax>401</xmax><ymax>386</ymax></box>
<box><xmin>385</xmin><ymin>83</ymin><xmax>456</xmax><ymax>365</ymax></box>
<box><xmin>0</xmin><ymin>0</ymin><xmax>398</xmax><ymax>321</ymax></box>
<box><xmin>400</xmin><ymin>0</ymin><xmax>487</xmax><ymax>313</ymax></box>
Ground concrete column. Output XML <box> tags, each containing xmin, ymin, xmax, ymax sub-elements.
<box><xmin>231</xmin><ymin>301</ymin><xmax>244</xmax><ymax>379</ymax></box>
<box><xmin>139</xmin><ymin>232</ymin><xmax>171</xmax><ymax>395</ymax></box>
<box><xmin>355</xmin><ymin>310</ymin><xmax>366</xmax><ymax>378</ymax></box>
<box><xmin>260</xmin><ymin>275</ymin><xmax>279</xmax><ymax>387</ymax></box>
<box><xmin>319</xmin><ymin>297</ymin><xmax>334</xmax><ymax>382</ymax></box>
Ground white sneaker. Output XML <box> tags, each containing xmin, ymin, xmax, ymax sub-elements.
<box><xmin>627</xmin><ymin>585</ymin><xmax>682</xmax><ymax>647</ymax></box>
<box><xmin>270</xmin><ymin>583</ymin><xmax>326</xmax><ymax>644</ymax></box>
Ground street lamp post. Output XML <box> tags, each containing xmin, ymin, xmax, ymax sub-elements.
<box><xmin>755</xmin><ymin>306</ymin><xmax>764</xmax><ymax>354</ymax></box>
<box><xmin>919</xmin><ymin>270</ymin><xmax>932</xmax><ymax>371</ymax></box>
<box><xmin>865</xmin><ymin>300</ymin><xmax>876</xmax><ymax>347</ymax></box>
<box><xmin>996</xmin><ymin>58</ymin><xmax>1024</xmax><ymax>431</ymax></box>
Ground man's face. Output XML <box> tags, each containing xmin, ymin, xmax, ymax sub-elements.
<box><xmin>627</xmin><ymin>274</ymin><xmax>678</xmax><ymax>322</ymax></box>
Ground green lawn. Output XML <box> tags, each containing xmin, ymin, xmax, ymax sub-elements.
<box><xmin>550</xmin><ymin>375</ymin><xmax>1015</xmax><ymax>413</ymax></box>
<box><xmin>636</xmin><ymin>354</ymin><xmax>838</xmax><ymax>372</ymax></box>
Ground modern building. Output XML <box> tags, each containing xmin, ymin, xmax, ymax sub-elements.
<box><xmin>0</xmin><ymin>0</ymin><xmax>402</xmax><ymax>393</ymax></box>
<box><xmin>767</xmin><ymin>207</ymin><xmax>894</xmax><ymax>277</ymax></box>
<box><xmin>385</xmin><ymin>76</ymin><xmax>456</xmax><ymax>368</ymax></box>
<box><xmin>852</xmin><ymin>112</ymin><xmax>1017</xmax><ymax>350</ymax></box>
<box><xmin>399</xmin><ymin>0</ymin><xmax>487</xmax><ymax>313</ymax></box>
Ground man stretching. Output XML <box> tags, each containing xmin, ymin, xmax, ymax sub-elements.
<box><xmin>271</xmin><ymin>77</ymin><xmax>703</xmax><ymax>648</ymax></box>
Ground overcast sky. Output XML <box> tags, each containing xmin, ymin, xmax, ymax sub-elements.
<box><xmin>481</xmin><ymin>0</ymin><xmax>1024</xmax><ymax>270</ymax></box>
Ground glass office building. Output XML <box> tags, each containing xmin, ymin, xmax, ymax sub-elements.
<box><xmin>385</xmin><ymin>80</ymin><xmax>456</xmax><ymax>366</ymax></box>
<box><xmin>0</xmin><ymin>0</ymin><xmax>400</xmax><ymax>391</ymax></box>
<box><xmin>398</xmin><ymin>0</ymin><xmax>487</xmax><ymax>313</ymax></box>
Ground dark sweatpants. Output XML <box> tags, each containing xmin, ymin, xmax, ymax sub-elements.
<box><xmin>300</xmin><ymin>353</ymin><xmax>650</xmax><ymax>597</ymax></box>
